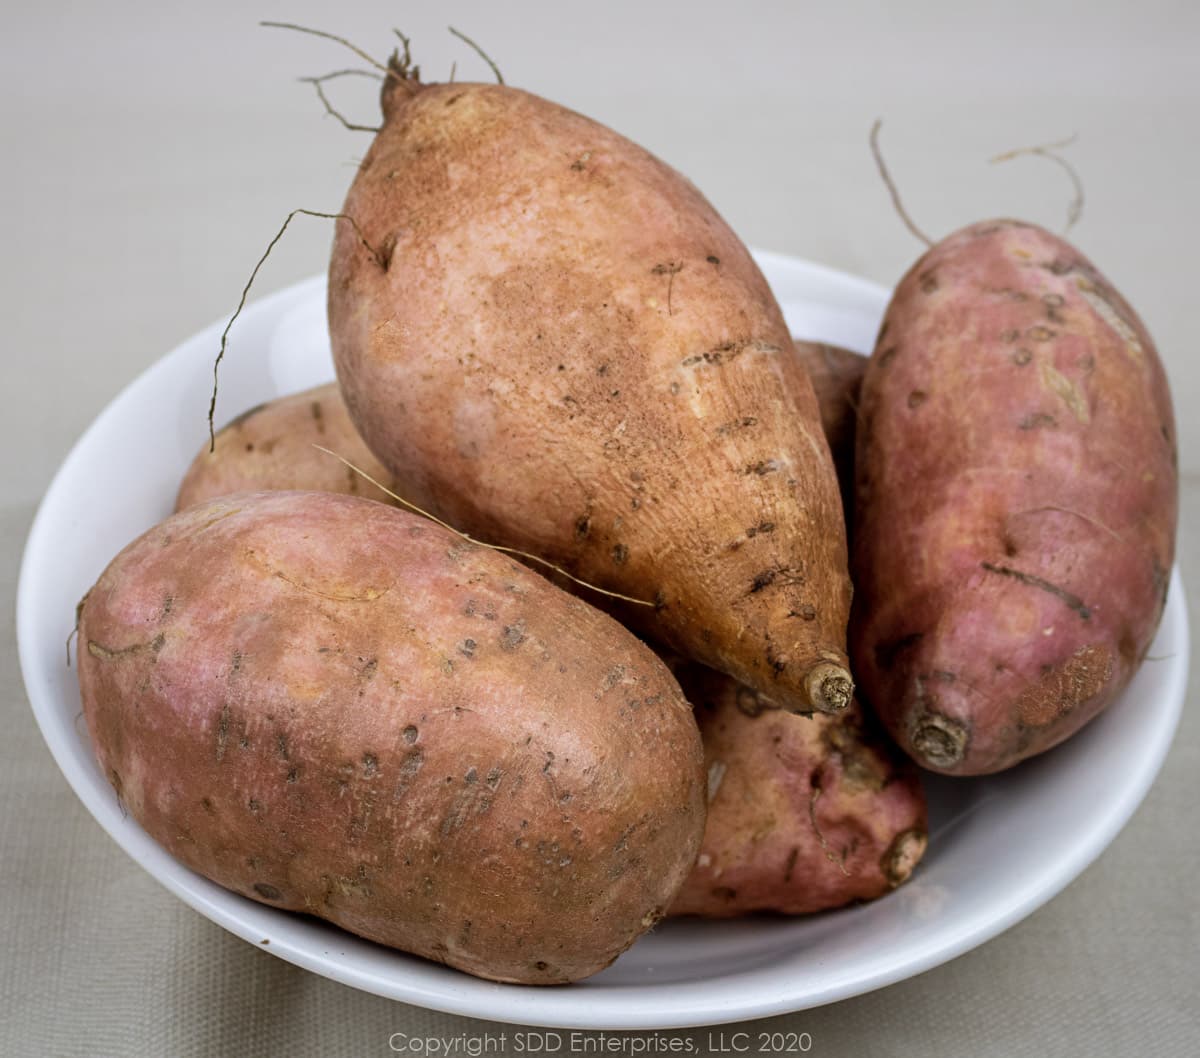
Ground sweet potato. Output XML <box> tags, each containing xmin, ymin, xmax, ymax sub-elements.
<box><xmin>793</xmin><ymin>340</ymin><xmax>866</xmax><ymax>506</ymax></box>
<box><xmin>327</xmin><ymin>66</ymin><xmax>853</xmax><ymax>715</ymax></box>
<box><xmin>852</xmin><ymin>220</ymin><xmax>1177</xmax><ymax>775</ymax></box>
<box><xmin>669</xmin><ymin>663</ymin><xmax>926</xmax><ymax>917</ymax></box>
<box><xmin>77</xmin><ymin>491</ymin><xmax>706</xmax><ymax>983</ymax></box>
<box><xmin>177</xmin><ymin>383</ymin><xmax>395</xmax><ymax>511</ymax></box>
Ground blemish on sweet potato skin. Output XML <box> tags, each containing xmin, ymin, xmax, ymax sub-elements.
<box><xmin>77</xmin><ymin>492</ymin><xmax>706</xmax><ymax>985</ymax></box>
<box><xmin>852</xmin><ymin>220</ymin><xmax>1177</xmax><ymax>774</ymax></box>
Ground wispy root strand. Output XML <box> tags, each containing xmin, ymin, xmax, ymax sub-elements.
<box><xmin>208</xmin><ymin>210</ymin><xmax>387</xmax><ymax>451</ymax></box>
<box><xmin>312</xmin><ymin>445</ymin><xmax>654</xmax><ymax>607</ymax></box>
<box><xmin>869</xmin><ymin>119</ymin><xmax>934</xmax><ymax>248</ymax></box>
<box><xmin>990</xmin><ymin>134</ymin><xmax>1084</xmax><ymax>235</ymax></box>
<box><xmin>299</xmin><ymin>69</ymin><xmax>383</xmax><ymax>132</ymax></box>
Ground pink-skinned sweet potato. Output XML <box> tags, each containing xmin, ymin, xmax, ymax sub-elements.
<box><xmin>177</xmin><ymin>383</ymin><xmax>396</xmax><ymax>511</ymax></box>
<box><xmin>327</xmin><ymin>65</ymin><xmax>853</xmax><ymax>716</ymax></box>
<box><xmin>77</xmin><ymin>491</ymin><xmax>706</xmax><ymax>984</ymax></box>
<box><xmin>669</xmin><ymin>663</ymin><xmax>926</xmax><ymax>917</ymax></box>
<box><xmin>852</xmin><ymin>220</ymin><xmax>1177</xmax><ymax>775</ymax></box>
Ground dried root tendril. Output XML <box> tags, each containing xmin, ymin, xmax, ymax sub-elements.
<box><xmin>990</xmin><ymin>134</ymin><xmax>1084</xmax><ymax>235</ymax></box>
<box><xmin>448</xmin><ymin>26</ymin><xmax>504</xmax><ymax>84</ymax></box>
<box><xmin>299</xmin><ymin>69</ymin><xmax>383</xmax><ymax>132</ymax></box>
<box><xmin>261</xmin><ymin>21</ymin><xmax>394</xmax><ymax>80</ymax></box>
<box><xmin>312</xmin><ymin>445</ymin><xmax>654</xmax><ymax>608</ymax></box>
<box><xmin>869</xmin><ymin>119</ymin><xmax>934</xmax><ymax>248</ymax></box>
<box><xmin>208</xmin><ymin>210</ymin><xmax>387</xmax><ymax>451</ymax></box>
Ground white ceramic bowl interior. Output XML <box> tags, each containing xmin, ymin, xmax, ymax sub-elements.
<box><xmin>17</xmin><ymin>251</ymin><xmax>1188</xmax><ymax>1029</ymax></box>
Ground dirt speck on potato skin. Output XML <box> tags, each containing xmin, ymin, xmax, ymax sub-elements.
<box><xmin>77</xmin><ymin>492</ymin><xmax>706</xmax><ymax>985</ymax></box>
<box><xmin>852</xmin><ymin>220</ymin><xmax>1177</xmax><ymax>775</ymax></box>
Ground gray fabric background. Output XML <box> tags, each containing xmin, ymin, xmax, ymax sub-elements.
<box><xmin>3</xmin><ymin>1</ymin><xmax>1197</xmax><ymax>1054</ymax></box>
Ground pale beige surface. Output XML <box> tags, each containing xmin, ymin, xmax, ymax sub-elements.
<box><xmin>2</xmin><ymin>0</ymin><xmax>1198</xmax><ymax>1054</ymax></box>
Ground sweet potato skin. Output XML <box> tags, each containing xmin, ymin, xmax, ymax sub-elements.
<box><xmin>669</xmin><ymin>664</ymin><xmax>926</xmax><ymax>917</ymax></box>
<box><xmin>176</xmin><ymin>383</ymin><xmax>396</xmax><ymax>511</ymax></box>
<box><xmin>328</xmin><ymin>77</ymin><xmax>852</xmax><ymax>715</ymax></box>
<box><xmin>77</xmin><ymin>492</ymin><xmax>706</xmax><ymax>983</ymax></box>
<box><xmin>852</xmin><ymin>220</ymin><xmax>1177</xmax><ymax>775</ymax></box>
<box><xmin>793</xmin><ymin>341</ymin><xmax>866</xmax><ymax>506</ymax></box>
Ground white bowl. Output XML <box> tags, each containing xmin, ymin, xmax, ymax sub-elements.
<box><xmin>17</xmin><ymin>252</ymin><xmax>1188</xmax><ymax>1029</ymax></box>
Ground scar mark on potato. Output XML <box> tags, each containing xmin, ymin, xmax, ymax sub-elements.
<box><xmin>808</xmin><ymin>775</ymin><xmax>850</xmax><ymax>876</ymax></box>
<box><xmin>500</xmin><ymin>622</ymin><xmax>527</xmax><ymax>651</ymax></box>
<box><xmin>882</xmin><ymin>829</ymin><xmax>927</xmax><ymax>887</ymax></box>
<box><xmin>253</xmin><ymin>883</ymin><xmax>282</xmax><ymax>901</ymax></box>
<box><xmin>214</xmin><ymin>703</ymin><xmax>231</xmax><ymax>762</ymax></box>
<box><xmin>1017</xmin><ymin>644</ymin><xmax>1113</xmax><ymax>726</ymax></box>
<box><xmin>980</xmin><ymin>562</ymin><xmax>1092</xmax><ymax>619</ymax></box>
<box><xmin>611</xmin><ymin>543</ymin><xmax>629</xmax><ymax>565</ymax></box>
<box><xmin>743</xmin><ymin>460</ymin><xmax>780</xmax><ymax>476</ymax></box>
<box><xmin>1076</xmin><ymin>278</ymin><xmax>1144</xmax><ymax>360</ymax></box>
<box><xmin>1036</xmin><ymin>359</ymin><xmax>1089</xmax><ymax>423</ymax></box>
<box><xmin>651</xmin><ymin>261</ymin><xmax>683</xmax><ymax>315</ymax></box>
<box><xmin>918</xmin><ymin>270</ymin><xmax>938</xmax><ymax>294</ymax></box>
<box><xmin>86</xmin><ymin>635</ymin><xmax>162</xmax><ymax>661</ymax></box>
<box><xmin>392</xmin><ymin>750</ymin><xmax>425</xmax><ymax>801</ymax></box>
<box><xmin>714</xmin><ymin>415</ymin><xmax>758</xmax><ymax>437</ymax></box>
<box><xmin>782</xmin><ymin>846</ymin><xmax>799</xmax><ymax>884</ymax></box>
<box><xmin>243</xmin><ymin>549</ymin><xmax>390</xmax><ymax>603</ymax></box>
<box><xmin>1019</xmin><ymin>412</ymin><xmax>1058</xmax><ymax>430</ymax></box>
<box><xmin>749</xmin><ymin>565</ymin><xmax>803</xmax><ymax>595</ymax></box>
<box><xmin>680</xmin><ymin>338</ymin><xmax>782</xmax><ymax>369</ymax></box>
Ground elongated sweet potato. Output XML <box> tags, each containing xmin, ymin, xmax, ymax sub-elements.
<box><xmin>852</xmin><ymin>220</ymin><xmax>1177</xmax><ymax>775</ymax></box>
<box><xmin>669</xmin><ymin>663</ymin><xmax>926</xmax><ymax>917</ymax></box>
<box><xmin>177</xmin><ymin>383</ymin><xmax>395</xmax><ymax>511</ymax></box>
<box><xmin>327</xmin><ymin>66</ymin><xmax>852</xmax><ymax>715</ymax></box>
<box><xmin>77</xmin><ymin>491</ymin><xmax>706</xmax><ymax>983</ymax></box>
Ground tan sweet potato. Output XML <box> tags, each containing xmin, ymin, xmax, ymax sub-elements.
<box><xmin>327</xmin><ymin>67</ymin><xmax>853</xmax><ymax>715</ymax></box>
<box><xmin>77</xmin><ymin>491</ymin><xmax>706</xmax><ymax>984</ymax></box>
<box><xmin>177</xmin><ymin>383</ymin><xmax>395</xmax><ymax>511</ymax></box>
<box><xmin>669</xmin><ymin>663</ymin><xmax>926</xmax><ymax>917</ymax></box>
<box><xmin>852</xmin><ymin>220</ymin><xmax>1177</xmax><ymax>775</ymax></box>
<box><xmin>793</xmin><ymin>340</ymin><xmax>866</xmax><ymax>506</ymax></box>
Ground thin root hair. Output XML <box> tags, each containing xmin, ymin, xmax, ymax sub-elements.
<box><xmin>448</xmin><ymin>26</ymin><xmax>504</xmax><ymax>85</ymax></box>
<box><xmin>990</xmin><ymin>134</ymin><xmax>1084</xmax><ymax>235</ymax></box>
<box><xmin>869</xmin><ymin>119</ymin><xmax>934</xmax><ymax>248</ymax></box>
<box><xmin>311</xmin><ymin>445</ymin><xmax>654</xmax><ymax>607</ymax></box>
<box><xmin>208</xmin><ymin>210</ymin><xmax>387</xmax><ymax>451</ymax></box>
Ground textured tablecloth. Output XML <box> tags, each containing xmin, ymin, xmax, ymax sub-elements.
<box><xmin>3</xmin><ymin>2</ymin><xmax>1197</xmax><ymax>1054</ymax></box>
